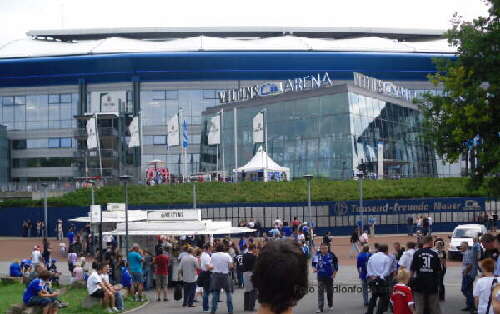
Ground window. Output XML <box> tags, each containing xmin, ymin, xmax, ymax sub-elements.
<box><xmin>166</xmin><ymin>90</ymin><xmax>178</xmax><ymax>100</ymax></box>
<box><xmin>202</xmin><ymin>90</ymin><xmax>217</xmax><ymax>99</ymax></box>
<box><xmin>48</xmin><ymin>94</ymin><xmax>60</xmax><ymax>104</ymax></box>
<box><xmin>48</xmin><ymin>138</ymin><xmax>60</xmax><ymax>148</ymax></box>
<box><xmin>153</xmin><ymin>136</ymin><xmax>167</xmax><ymax>145</ymax></box>
<box><xmin>12</xmin><ymin>140</ymin><xmax>27</xmax><ymax>149</ymax></box>
<box><xmin>60</xmin><ymin>137</ymin><xmax>72</xmax><ymax>148</ymax></box>
<box><xmin>60</xmin><ymin>94</ymin><xmax>72</xmax><ymax>103</ymax></box>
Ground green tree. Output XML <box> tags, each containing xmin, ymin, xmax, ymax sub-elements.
<box><xmin>423</xmin><ymin>0</ymin><xmax>500</xmax><ymax>196</ymax></box>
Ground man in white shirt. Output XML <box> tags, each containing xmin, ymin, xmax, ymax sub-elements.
<box><xmin>87</xmin><ymin>264</ymin><xmax>117</xmax><ymax>312</ymax></box>
<box><xmin>210</xmin><ymin>244</ymin><xmax>234</xmax><ymax>314</ymax></box>
<box><xmin>100</xmin><ymin>264</ymin><xmax>124</xmax><ymax>311</ymax></box>
<box><xmin>199</xmin><ymin>244</ymin><xmax>213</xmax><ymax>312</ymax></box>
<box><xmin>366</xmin><ymin>244</ymin><xmax>392</xmax><ymax>314</ymax></box>
<box><xmin>31</xmin><ymin>246</ymin><xmax>41</xmax><ymax>267</ymax></box>
<box><xmin>398</xmin><ymin>242</ymin><xmax>417</xmax><ymax>270</ymax></box>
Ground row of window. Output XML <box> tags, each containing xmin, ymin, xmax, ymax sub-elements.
<box><xmin>12</xmin><ymin>157</ymin><xmax>75</xmax><ymax>168</ymax></box>
<box><xmin>142</xmin><ymin>135</ymin><xmax>201</xmax><ymax>146</ymax></box>
<box><xmin>12</xmin><ymin>138</ymin><xmax>75</xmax><ymax>150</ymax></box>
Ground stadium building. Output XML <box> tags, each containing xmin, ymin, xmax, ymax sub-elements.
<box><xmin>0</xmin><ymin>27</ymin><xmax>464</xmax><ymax>183</ymax></box>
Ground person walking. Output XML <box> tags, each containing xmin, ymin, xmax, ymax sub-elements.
<box><xmin>198</xmin><ymin>244</ymin><xmax>213</xmax><ymax>312</ymax></box>
<box><xmin>312</xmin><ymin>243</ymin><xmax>338</xmax><ymax>313</ymax></box>
<box><xmin>210</xmin><ymin>243</ymin><xmax>234</xmax><ymax>314</ymax></box>
<box><xmin>366</xmin><ymin>243</ymin><xmax>392</xmax><ymax>314</ymax></box>
<box><xmin>350</xmin><ymin>228</ymin><xmax>360</xmax><ymax>258</ymax></box>
<box><xmin>242</xmin><ymin>243</ymin><xmax>258</xmax><ymax>311</ymax></box>
<box><xmin>460</xmin><ymin>241</ymin><xmax>477</xmax><ymax>313</ymax></box>
<box><xmin>357</xmin><ymin>245</ymin><xmax>372</xmax><ymax>307</ymax></box>
<box><xmin>179</xmin><ymin>247</ymin><xmax>198</xmax><ymax>308</ymax></box>
<box><xmin>407</xmin><ymin>216</ymin><xmax>414</xmax><ymax>236</ymax></box>
<box><xmin>143</xmin><ymin>251</ymin><xmax>153</xmax><ymax>291</ymax></box>
<box><xmin>410</xmin><ymin>235</ymin><xmax>442</xmax><ymax>314</ymax></box>
<box><xmin>434</xmin><ymin>239</ymin><xmax>447</xmax><ymax>301</ymax></box>
<box><xmin>153</xmin><ymin>248</ymin><xmax>169</xmax><ymax>302</ymax></box>
<box><xmin>127</xmin><ymin>243</ymin><xmax>145</xmax><ymax>302</ymax></box>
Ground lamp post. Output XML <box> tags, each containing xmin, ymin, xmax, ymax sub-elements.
<box><xmin>120</xmin><ymin>175</ymin><xmax>132</xmax><ymax>254</ymax></box>
<box><xmin>303</xmin><ymin>174</ymin><xmax>313</xmax><ymax>240</ymax></box>
<box><xmin>41</xmin><ymin>183</ymin><xmax>48</xmax><ymax>252</ymax></box>
<box><xmin>193</xmin><ymin>182</ymin><xmax>197</xmax><ymax>210</ymax></box>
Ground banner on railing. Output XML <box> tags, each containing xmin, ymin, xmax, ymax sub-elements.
<box><xmin>329</xmin><ymin>197</ymin><xmax>486</xmax><ymax>216</ymax></box>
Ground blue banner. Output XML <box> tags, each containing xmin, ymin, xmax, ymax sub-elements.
<box><xmin>329</xmin><ymin>197</ymin><xmax>486</xmax><ymax>216</ymax></box>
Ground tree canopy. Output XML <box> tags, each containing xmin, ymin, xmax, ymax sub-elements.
<box><xmin>423</xmin><ymin>0</ymin><xmax>500</xmax><ymax>196</ymax></box>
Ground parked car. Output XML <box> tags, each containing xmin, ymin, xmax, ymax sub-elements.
<box><xmin>448</xmin><ymin>224</ymin><xmax>487</xmax><ymax>260</ymax></box>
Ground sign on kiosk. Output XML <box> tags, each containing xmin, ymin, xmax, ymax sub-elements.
<box><xmin>107</xmin><ymin>203</ymin><xmax>125</xmax><ymax>211</ymax></box>
<box><xmin>147</xmin><ymin>209</ymin><xmax>202</xmax><ymax>222</ymax></box>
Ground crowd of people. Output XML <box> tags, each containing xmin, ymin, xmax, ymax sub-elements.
<box><xmin>11</xmin><ymin>214</ymin><xmax>500</xmax><ymax>314</ymax></box>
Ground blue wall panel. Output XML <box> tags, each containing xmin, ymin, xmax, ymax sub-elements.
<box><xmin>0</xmin><ymin>52</ymin><xmax>453</xmax><ymax>87</ymax></box>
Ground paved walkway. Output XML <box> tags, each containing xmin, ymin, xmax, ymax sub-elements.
<box><xmin>132</xmin><ymin>266</ymin><xmax>465</xmax><ymax>314</ymax></box>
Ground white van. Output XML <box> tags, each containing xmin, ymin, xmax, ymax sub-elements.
<box><xmin>448</xmin><ymin>224</ymin><xmax>487</xmax><ymax>260</ymax></box>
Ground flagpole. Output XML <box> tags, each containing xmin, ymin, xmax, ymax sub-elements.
<box><xmin>220</xmin><ymin>109</ymin><xmax>225</xmax><ymax>181</ymax></box>
<box><xmin>95</xmin><ymin>113</ymin><xmax>103</xmax><ymax>177</ymax></box>
<box><xmin>139</xmin><ymin>111</ymin><xmax>143</xmax><ymax>184</ymax></box>
<box><xmin>216</xmin><ymin>144</ymin><xmax>219</xmax><ymax>173</ymax></box>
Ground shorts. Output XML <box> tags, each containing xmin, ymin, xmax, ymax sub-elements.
<box><xmin>131</xmin><ymin>272</ymin><xmax>144</xmax><ymax>284</ymax></box>
<box><xmin>155</xmin><ymin>274</ymin><xmax>168</xmax><ymax>289</ymax></box>
<box><xmin>27</xmin><ymin>296</ymin><xmax>53</xmax><ymax>306</ymax></box>
<box><xmin>90</xmin><ymin>289</ymin><xmax>105</xmax><ymax>298</ymax></box>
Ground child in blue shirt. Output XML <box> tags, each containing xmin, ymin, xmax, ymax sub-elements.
<box><xmin>312</xmin><ymin>243</ymin><xmax>338</xmax><ymax>313</ymax></box>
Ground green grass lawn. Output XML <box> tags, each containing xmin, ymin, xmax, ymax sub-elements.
<box><xmin>0</xmin><ymin>177</ymin><xmax>490</xmax><ymax>208</ymax></box>
<box><xmin>0</xmin><ymin>282</ymin><xmax>25</xmax><ymax>313</ymax></box>
<box><xmin>0</xmin><ymin>282</ymin><xmax>146</xmax><ymax>314</ymax></box>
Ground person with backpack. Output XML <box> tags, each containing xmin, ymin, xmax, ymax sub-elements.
<box><xmin>312</xmin><ymin>243</ymin><xmax>339</xmax><ymax>313</ymax></box>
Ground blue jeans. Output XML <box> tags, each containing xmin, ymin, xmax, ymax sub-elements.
<box><xmin>183</xmin><ymin>282</ymin><xmax>196</xmax><ymax>306</ymax></box>
<box><xmin>361</xmin><ymin>279</ymin><xmax>369</xmax><ymax>305</ymax></box>
<box><xmin>203</xmin><ymin>287</ymin><xmax>210</xmax><ymax>311</ymax></box>
<box><xmin>211</xmin><ymin>289</ymin><xmax>233</xmax><ymax>313</ymax></box>
<box><xmin>461</xmin><ymin>275</ymin><xmax>474</xmax><ymax>309</ymax></box>
<box><xmin>114</xmin><ymin>292</ymin><xmax>123</xmax><ymax>310</ymax></box>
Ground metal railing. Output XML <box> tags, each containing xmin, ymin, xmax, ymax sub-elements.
<box><xmin>0</xmin><ymin>181</ymin><xmax>78</xmax><ymax>193</ymax></box>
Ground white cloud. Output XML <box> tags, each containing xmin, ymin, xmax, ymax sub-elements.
<box><xmin>0</xmin><ymin>0</ymin><xmax>490</xmax><ymax>46</ymax></box>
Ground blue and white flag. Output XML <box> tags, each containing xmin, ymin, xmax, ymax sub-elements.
<box><xmin>182</xmin><ymin>120</ymin><xmax>189</xmax><ymax>148</ymax></box>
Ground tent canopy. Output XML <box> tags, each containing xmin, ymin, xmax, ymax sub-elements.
<box><xmin>104</xmin><ymin>220</ymin><xmax>255</xmax><ymax>236</ymax></box>
<box><xmin>69</xmin><ymin>210</ymin><xmax>148</xmax><ymax>223</ymax></box>
<box><xmin>234</xmin><ymin>146</ymin><xmax>290</xmax><ymax>176</ymax></box>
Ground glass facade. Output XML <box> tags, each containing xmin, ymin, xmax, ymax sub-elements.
<box><xmin>0</xmin><ymin>125</ymin><xmax>8</xmax><ymax>183</ymax></box>
<box><xmin>0</xmin><ymin>82</ymin><xmax>455</xmax><ymax>183</ymax></box>
<box><xmin>200</xmin><ymin>85</ymin><xmax>438</xmax><ymax>179</ymax></box>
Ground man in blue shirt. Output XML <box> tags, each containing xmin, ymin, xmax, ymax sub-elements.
<box><xmin>312</xmin><ymin>243</ymin><xmax>339</xmax><ymax>313</ymax></box>
<box><xmin>23</xmin><ymin>270</ymin><xmax>59</xmax><ymax>312</ymax></box>
<box><xmin>282</xmin><ymin>222</ymin><xmax>292</xmax><ymax>237</ymax></box>
<box><xmin>357</xmin><ymin>245</ymin><xmax>371</xmax><ymax>306</ymax></box>
<box><xmin>10</xmin><ymin>260</ymin><xmax>22</xmax><ymax>277</ymax></box>
<box><xmin>127</xmin><ymin>243</ymin><xmax>144</xmax><ymax>302</ymax></box>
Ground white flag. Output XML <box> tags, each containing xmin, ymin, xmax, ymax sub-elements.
<box><xmin>128</xmin><ymin>116</ymin><xmax>140</xmax><ymax>148</ymax></box>
<box><xmin>167</xmin><ymin>113</ymin><xmax>180</xmax><ymax>147</ymax></box>
<box><xmin>207</xmin><ymin>115</ymin><xmax>221</xmax><ymax>145</ymax></box>
<box><xmin>253</xmin><ymin>112</ymin><xmax>264</xmax><ymax>143</ymax></box>
<box><xmin>86</xmin><ymin>117</ymin><xmax>98</xmax><ymax>149</ymax></box>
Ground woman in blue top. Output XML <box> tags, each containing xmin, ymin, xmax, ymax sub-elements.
<box><xmin>23</xmin><ymin>270</ymin><xmax>59</xmax><ymax>314</ymax></box>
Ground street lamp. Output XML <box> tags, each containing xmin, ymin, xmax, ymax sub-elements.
<box><xmin>303</xmin><ymin>174</ymin><xmax>313</xmax><ymax>241</ymax></box>
<box><xmin>119</xmin><ymin>175</ymin><xmax>132</xmax><ymax>254</ymax></box>
<box><xmin>41</xmin><ymin>183</ymin><xmax>48</xmax><ymax>253</ymax></box>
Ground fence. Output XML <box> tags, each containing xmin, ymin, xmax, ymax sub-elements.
<box><xmin>0</xmin><ymin>197</ymin><xmax>496</xmax><ymax>237</ymax></box>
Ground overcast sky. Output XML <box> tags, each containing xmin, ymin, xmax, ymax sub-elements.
<box><xmin>0</xmin><ymin>0</ymin><xmax>490</xmax><ymax>46</ymax></box>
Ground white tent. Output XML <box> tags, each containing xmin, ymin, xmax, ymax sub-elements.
<box><xmin>69</xmin><ymin>210</ymin><xmax>148</xmax><ymax>223</ymax></box>
<box><xmin>104</xmin><ymin>220</ymin><xmax>254</xmax><ymax>236</ymax></box>
<box><xmin>234</xmin><ymin>146</ymin><xmax>290</xmax><ymax>182</ymax></box>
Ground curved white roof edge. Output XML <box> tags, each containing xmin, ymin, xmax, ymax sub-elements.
<box><xmin>0</xmin><ymin>35</ymin><xmax>456</xmax><ymax>59</ymax></box>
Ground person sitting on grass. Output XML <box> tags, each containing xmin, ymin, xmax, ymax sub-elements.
<box><xmin>87</xmin><ymin>263</ymin><xmax>118</xmax><ymax>313</ymax></box>
<box><xmin>252</xmin><ymin>239</ymin><xmax>308</xmax><ymax>314</ymax></box>
<box><xmin>100</xmin><ymin>264</ymin><xmax>125</xmax><ymax>312</ymax></box>
<box><xmin>23</xmin><ymin>270</ymin><xmax>59</xmax><ymax>314</ymax></box>
<box><xmin>10</xmin><ymin>259</ymin><xmax>22</xmax><ymax>277</ymax></box>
